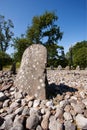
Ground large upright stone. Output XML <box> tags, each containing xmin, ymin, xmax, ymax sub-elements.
<box><xmin>15</xmin><ymin>44</ymin><xmax>48</xmax><ymax>99</ymax></box>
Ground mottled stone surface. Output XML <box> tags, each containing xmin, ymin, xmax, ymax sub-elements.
<box><xmin>14</xmin><ymin>44</ymin><xmax>47</xmax><ymax>99</ymax></box>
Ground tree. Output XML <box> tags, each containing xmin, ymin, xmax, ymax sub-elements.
<box><xmin>0</xmin><ymin>51</ymin><xmax>12</xmax><ymax>70</ymax></box>
<box><xmin>45</xmin><ymin>43</ymin><xmax>59</xmax><ymax>67</ymax></box>
<box><xmin>13</xmin><ymin>37</ymin><xmax>30</xmax><ymax>62</ymax></box>
<box><xmin>0</xmin><ymin>15</ymin><xmax>14</xmax><ymax>52</ymax></box>
<box><xmin>26</xmin><ymin>11</ymin><xmax>63</xmax><ymax>66</ymax></box>
<box><xmin>66</xmin><ymin>41</ymin><xmax>87</xmax><ymax>69</ymax></box>
<box><xmin>73</xmin><ymin>47</ymin><xmax>87</xmax><ymax>68</ymax></box>
<box><xmin>57</xmin><ymin>46</ymin><xmax>68</xmax><ymax>67</ymax></box>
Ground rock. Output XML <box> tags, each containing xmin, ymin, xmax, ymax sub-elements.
<box><xmin>10</xmin><ymin>115</ymin><xmax>25</xmax><ymax>130</ymax></box>
<box><xmin>84</xmin><ymin>109</ymin><xmax>87</xmax><ymax>118</ymax></box>
<box><xmin>14</xmin><ymin>106</ymin><xmax>23</xmax><ymax>115</ymax></box>
<box><xmin>33</xmin><ymin>99</ymin><xmax>40</xmax><ymax>107</ymax></box>
<box><xmin>63</xmin><ymin>112</ymin><xmax>73</xmax><ymax>121</ymax></box>
<box><xmin>57</xmin><ymin>65</ymin><xmax>62</xmax><ymax>70</ymax></box>
<box><xmin>76</xmin><ymin>114</ymin><xmax>87</xmax><ymax>129</ymax></box>
<box><xmin>25</xmin><ymin>95</ymin><xmax>35</xmax><ymax>102</ymax></box>
<box><xmin>41</xmin><ymin>108</ymin><xmax>45</xmax><ymax>115</ymax></box>
<box><xmin>22</xmin><ymin>106</ymin><xmax>29</xmax><ymax>116</ymax></box>
<box><xmin>84</xmin><ymin>84</ymin><xmax>87</xmax><ymax>90</ymax></box>
<box><xmin>15</xmin><ymin>91</ymin><xmax>23</xmax><ymax>99</ymax></box>
<box><xmin>41</xmin><ymin>116</ymin><xmax>49</xmax><ymax>130</ymax></box>
<box><xmin>15</xmin><ymin>44</ymin><xmax>48</xmax><ymax>100</ymax></box>
<box><xmin>3</xmin><ymin>99</ymin><xmax>10</xmax><ymax>107</ymax></box>
<box><xmin>10</xmin><ymin>124</ymin><xmax>24</xmax><ymax>130</ymax></box>
<box><xmin>21</xmin><ymin>99</ymin><xmax>27</xmax><ymax>106</ymax></box>
<box><xmin>13</xmin><ymin>115</ymin><xmax>25</xmax><ymax>124</ymax></box>
<box><xmin>28</xmin><ymin>101</ymin><xmax>33</xmax><ymax>107</ymax></box>
<box><xmin>60</xmin><ymin>100</ymin><xmax>69</xmax><ymax>108</ymax></box>
<box><xmin>26</xmin><ymin>113</ymin><xmax>40</xmax><ymax>129</ymax></box>
<box><xmin>76</xmin><ymin>65</ymin><xmax>80</xmax><ymax>70</ymax></box>
<box><xmin>10</xmin><ymin>62</ymin><xmax>16</xmax><ymax>75</ymax></box>
<box><xmin>41</xmin><ymin>110</ymin><xmax>50</xmax><ymax>130</ymax></box>
<box><xmin>0</xmin><ymin>92</ymin><xmax>7</xmax><ymax>101</ymax></box>
<box><xmin>65</xmin><ymin>66</ymin><xmax>70</xmax><ymax>70</ymax></box>
<box><xmin>1</xmin><ymin>84</ymin><xmax>12</xmax><ymax>91</ymax></box>
<box><xmin>46</xmin><ymin>100</ymin><xmax>53</xmax><ymax>108</ymax></box>
<box><xmin>64</xmin><ymin>121</ymin><xmax>76</xmax><ymax>130</ymax></box>
<box><xmin>4</xmin><ymin>117</ymin><xmax>13</xmax><ymax>130</ymax></box>
<box><xmin>79</xmin><ymin>91</ymin><xmax>85</xmax><ymax>98</ymax></box>
<box><xmin>5</xmin><ymin>114</ymin><xmax>15</xmax><ymax>121</ymax></box>
<box><xmin>49</xmin><ymin>116</ymin><xmax>63</xmax><ymax>130</ymax></box>
<box><xmin>82</xmin><ymin>99</ymin><xmax>87</xmax><ymax>106</ymax></box>
<box><xmin>0</xmin><ymin>69</ymin><xmax>87</xmax><ymax>130</ymax></box>
<box><xmin>55</xmin><ymin>106</ymin><xmax>63</xmax><ymax>119</ymax></box>
<box><xmin>64</xmin><ymin>105</ymin><xmax>71</xmax><ymax>112</ymax></box>
<box><xmin>71</xmin><ymin>102</ymin><xmax>85</xmax><ymax>114</ymax></box>
<box><xmin>36</xmin><ymin>125</ymin><xmax>42</xmax><ymax>130</ymax></box>
<box><xmin>10</xmin><ymin>102</ymin><xmax>19</xmax><ymax>110</ymax></box>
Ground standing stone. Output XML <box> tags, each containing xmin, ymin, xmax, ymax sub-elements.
<box><xmin>10</xmin><ymin>62</ymin><xmax>16</xmax><ymax>74</ymax></box>
<box><xmin>14</xmin><ymin>44</ymin><xmax>48</xmax><ymax>99</ymax></box>
<box><xmin>65</xmin><ymin>66</ymin><xmax>70</xmax><ymax>70</ymax></box>
<box><xmin>57</xmin><ymin>65</ymin><xmax>62</xmax><ymax>70</ymax></box>
<box><xmin>76</xmin><ymin>65</ymin><xmax>80</xmax><ymax>70</ymax></box>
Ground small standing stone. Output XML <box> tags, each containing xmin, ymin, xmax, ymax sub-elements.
<box><xmin>57</xmin><ymin>65</ymin><xmax>62</xmax><ymax>70</ymax></box>
<box><xmin>76</xmin><ymin>65</ymin><xmax>80</xmax><ymax>70</ymax></box>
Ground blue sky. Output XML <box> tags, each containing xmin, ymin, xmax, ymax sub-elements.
<box><xmin>0</xmin><ymin>0</ymin><xmax>87</xmax><ymax>55</ymax></box>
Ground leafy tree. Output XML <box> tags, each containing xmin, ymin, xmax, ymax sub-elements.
<box><xmin>57</xmin><ymin>46</ymin><xmax>68</xmax><ymax>67</ymax></box>
<box><xmin>0</xmin><ymin>15</ymin><xmax>14</xmax><ymax>52</ymax></box>
<box><xmin>13</xmin><ymin>37</ymin><xmax>29</xmax><ymax>61</ymax></box>
<box><xmin>0</xmin><ymin>51</ymin><xmax>12</xmax><ymax>70</ymax></box>
<box><xmin>26</xmin><ymin>11</ymin><xmax>63</xmax><ymax>66</ymax></box>
<box><xmin>73</xmin><ymin>47</ymin><xmax>87</xmax><ymax>68</ymax></box>
<box><xmin>0</xmin><ymin>15</ymin><xmax>14</xmax><ymax>70</ymax></box>
<box><xmin>13</xmin><ymin>11</ymin><xmax>64</xmax><ymax>66</ymax></box>
<box><xmin>66</xmin><ymin>41</ymin><xmax>87</xmax><ymax>69</ymax></box>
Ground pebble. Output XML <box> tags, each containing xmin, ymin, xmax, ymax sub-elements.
<box><xmin>0</xmin><ymin>92</ymin><xmax>7</xmax><ymax>101</ymax></box>
<box><xmin>63</xmin><ymin>112</ymin><xmax>73</xmax><ymax>121</ymax></box>
<box><xmin>76</xmin><ymin>114</ymin><xmax>87</xmax><ymax>129</ymax></box>
<box><xmin>0</xmin><ymin>70</ymin><xmax>87</xmax><ymax>129</ymax></box>
<box><xmin>26</xmin><ymin>113</ymin><xmax>40</xmax><ymax>129</ymax></box>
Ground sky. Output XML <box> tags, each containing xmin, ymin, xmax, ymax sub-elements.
<box><xmin>0</xmin><ymin>0</ymin><xmax>87</xmax><ymax>55</ymax></box>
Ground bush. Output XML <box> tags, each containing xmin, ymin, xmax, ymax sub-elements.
<box><xmin>0</xmin><ymin>51</ymin><xmax>12</xmax><ymax>70</ymax></box>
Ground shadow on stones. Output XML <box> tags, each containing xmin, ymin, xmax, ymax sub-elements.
<box><xmin>46</xmin><ymin>83</ymin><xmax>78</xmax><ymax>99</ymax></box>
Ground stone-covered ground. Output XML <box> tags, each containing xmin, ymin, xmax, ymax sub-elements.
<box><xmin>0</xmin><ymin>70</ymin><xmax>87</xmax><ymax>130</ymax></box>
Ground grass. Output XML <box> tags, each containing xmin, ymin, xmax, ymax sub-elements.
<box><xmin>3</xmin><ymin>62</ymin><xmax>20</xmax><ymax>71</ymax></box>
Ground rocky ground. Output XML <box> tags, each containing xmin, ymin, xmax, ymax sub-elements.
<box><xmin>0</xmin><ymin>70</ymin><xmax>87</xmax><ymax>130</ymax></box>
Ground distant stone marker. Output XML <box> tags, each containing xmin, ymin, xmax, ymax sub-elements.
<box><xmin>65</xmin><ymin>66</ymin><xmax>70</xmax><ymax>70</ymax></box>
<box><xmin>76</xmin><ymin>65</ymin><xmax>80</xmax><ymax>70</ymax></box>
<box><xmin>57</xmin><ymin>65</ymin><xmax>62</xmax><ymax>70</ymax></box>
<box><xmin>15</xmin><ymin>44</ymin><xmax>48</xmax><ymax>99</ymax></box>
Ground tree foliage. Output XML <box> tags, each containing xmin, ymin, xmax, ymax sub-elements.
<box><xmin>0</xmin><ymin>15</ymin><xmax>14</xmax><ymax>52</ymax></box>
<box><xmin>26</xmin><ymin>11</ymin><xmax>63</xmax><ymax>67</ymax></box>
<box><xmin>13</xmin><ymin>11</ymin><xmax>67</xmax><ymax>67</ymax></box>
<box><xmin>13</xmin><ymin>37</ymin><xmax>30</xmax><ymax>61</ymax></box>
<box><xmin>66</xmin><ymin>41</ymin><xmax>87</xmax><ymax>69</ymax></box>
<box><xmin>26</xmin><ymin>11</ymin><xmax>63</xmax><ymax>44</ymax></box>
<box><xmin>0</xmin><ymin>51</ymin><xmax>12</xmax><ymax>70</ymax></box>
